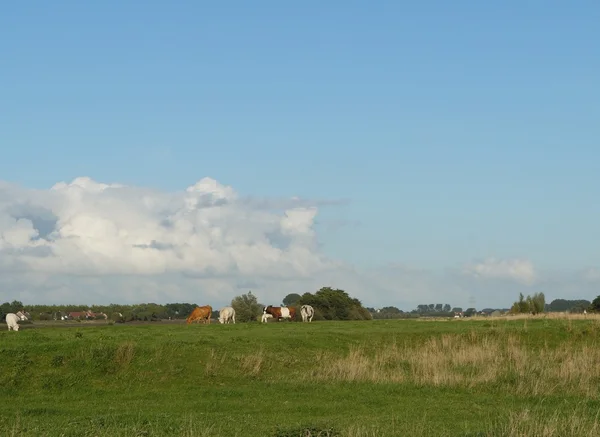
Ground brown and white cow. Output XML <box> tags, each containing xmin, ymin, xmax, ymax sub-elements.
<box><xmin>262</xmin><ymin>305</ymin><xmax>296</xmax><ymax>322</ymax></box>
<box><xmin>186</xmin><ymin>305</ymin><xmax>212</xmax><ymax>325</ymax></box>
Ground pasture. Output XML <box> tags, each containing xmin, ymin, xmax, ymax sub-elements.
<box><xmin>2</xmin><ymin>317</ymin><xmax>600</xmax><ymax>436</ymax></box>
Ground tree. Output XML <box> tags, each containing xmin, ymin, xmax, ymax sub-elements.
<box><xmin>529</xmin><ymin>292</ymin><xmax>545</xmax><ymax>314</ymax></box>
<box><xmin>547</xmin><ymin>299</ymin><xmax>591</xmax><ymax>312</ymax></box>
<box><xmin>164</xmin><ymin>303</ymin><xmax>198</xmax><ymax>319</ymax></box>
<box><xmin>434</xmin><ymin>304</ymin><xmax>443</xmax><ymax>312</ymax></box>
<box><xmin>515</xmin><ymin>293</ymin><xmax>530</xmax><ymax>314</ymax></box>
<box><xmin>464</xmin><ymin>308</ymin><xmax>476</xmax><ymax>317</ymax></box>
<box><xmin>589</xmin><ymin>295</ymin><xmax>600</xmax><ymax>313</ymax></box>
<box><xmin>380</xmin><ymin>306</ymin><xmax>402</xmax><ymax>314</ymax></box>
<box><xmin>417</xmin><ymin>305</ymin><xmax>428</xmax><ymax>313</ymax></box>
<box><xmin>282</xmin><ymin>293</ymin><xmax>302</xmax><ymax>306</ymax></box>
<box><xmin>451</xmin><ymin>307</ymin><xmax>463</xmax><ymax>313</ymax></box>
<box><xmin>511</xmin><ymin>292</ymin><xmax>544</xmax><ymax>314</ymax></box>
<box><xmin>297</xmin><ymin>287</ymin><xmax>371</xmax><ymax>321</ymax></box>
<box><xmin>231</xmin><ymin>291</ymin><xmax>263</xmax><ymax>323</ymax></box>
<box><xmin>1</xmin><ymin>301</ymin><xmax>24</xmax><ymax>314</ymax></box>
<box><xmin>443</xmin><ymin>304</ymin><xmax>451</xmax><ymax>312</ymax></box>
<box><xmin>428</xmin><ymin>304</ymin><xmax>435</xmax><ymax>312</ymax></box>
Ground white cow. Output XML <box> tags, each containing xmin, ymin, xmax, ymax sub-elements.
<box><xmin>218</xmin><ymin>306</ymin><xmax>236</xmax><ymax>324</ymax></box>
<box><xmin>300</xmin><ymin>305</ymin><xmax>315</xmax><ymax>322</ymax></box>
<box><xmin>6</xmin><ymin>313</ymin><xmax>20</xmax><ymax>331</ymax></box>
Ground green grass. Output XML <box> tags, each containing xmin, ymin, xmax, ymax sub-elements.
<box><xmin>2</xmin><ymin>318</ymin><xmax>600</xmax><ymax>436</ymax></box>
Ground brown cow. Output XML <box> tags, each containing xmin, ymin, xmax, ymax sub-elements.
<box><xmin>186</xmin><ymin>305</ymin><xmax>212</xmax><ymax>325</ymax></box>
<box><xmin>262</xmin><ymin>305</ymin><xmax>296</xmax><ymax>322</ymax></box>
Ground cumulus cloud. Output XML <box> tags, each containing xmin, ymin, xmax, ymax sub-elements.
<box><xmin>0</xmin><ymin>176</ymin><xmax>353</xmax><ymax>304</ymax></box>
<box><xmin>462</xmin><ymin>258</ymin><xmax>536</xmax><ymax>285</ymax></box>
<box><xmin>0</xmin><ymin>176</ymin><xmax>594</xmax><ymax>309</ymax></box>
<box><xmin>1</xmin><ymin>177</ymin><xmax>339</xmax><ymax>276</ymax></box>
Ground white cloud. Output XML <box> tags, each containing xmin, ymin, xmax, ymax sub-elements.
<box><xmin>0</xmin><ymin>177</ymin><xmax>338</xmax><ymax>280</ymax></box>
<box><xmin>462</xmin><ymin>258</ymin><xmax>536</xmax><ymax>285</ymax></box>
<box><xmin>0</xmin><ymin>176</ymin><xmax>595</xmax><ymax>310</ymax></box>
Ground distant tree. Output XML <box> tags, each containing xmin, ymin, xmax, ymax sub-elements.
<box><xmin>510</xmin><ymin>292</ymin><xmax>544</xmax><ymax>314</ymax></box>
<box><xmin>380</xmin><ymin>306</ymin><xmax>402</xmax><ymax>314</ymax></box>
<box><xmin>434</xmin><ymin>304</ymin><xmax>443</xmax><ymax>312</ymax></box>
<box><xmin>282</xmin><ymin>293</ymin><xmax>302</xmax><ymax>306</ymax></box>
<box><xmin>464</xmin><ymin>308</ymin><xmax>476</xmax><ymax>317</ymax></box>
<box><xmin>530</xmin><ymin>292</ymin><xmax>545</xmax><ymax>314</ymax></box>
<box><xmin>548</xmin><ymin>299</ymin><xmax>591</xmax><ymax>312</ymax></box>
<box><xmin>589</xmin><ymin>295</ymin><xmax>600</xmax><ymax>313</ymax></box>
<box><xmin>428</xmin><ymin>304</ymin><xmax>435</xmax><ymax>312</ymax></box>
<box><xmin>297</xmin><ymin>287</ymin><xmax>371</xmax><ymax>321</ymax></box>
<box><xmin>164</xmin><ymin>303</ymin><xmax>197</xmax><ymax>319</ymax></box>
<box><xmin>1</xmin><ymin>301</ymin><xmax>24</xmax><ymax>314</ymax></box>
<box><xmin>443</xmin><ymin>304</ymin><xmax>451</xmax><ymax>312</ymax></box>
<box><xmin>451</xmin><ymin>307</ymin><xmax>463</xmax><ymax>313</ymax></box>
<box><xmin>417</xmin><ymin>305</ymin><xmax>429</xmax><ymax>313</ymax></box>
<box><xmin>231</xmin><ymin>291</ymin><xmax>263</xmax><ymax>322</ymax></box>
<box><xmin>0</xmin><ymin>302</ymin><xmax>11</xmax><ymax>315</ymax></box>
<box><xmin>512</xmin><ymin>293</ymin><xmax>530</xmax><ymax>314</ymax></box>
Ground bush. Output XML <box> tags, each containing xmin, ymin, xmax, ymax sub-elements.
<box><xmin>231</xmin><ymin>291</ymin><xmax>263</xmax><ymax>323</ymax></box>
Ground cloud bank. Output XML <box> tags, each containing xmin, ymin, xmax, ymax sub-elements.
<box><xmin>0</xmin><ymin>177</ymin><xmax>595</xmax><ymax>309</ymax></box>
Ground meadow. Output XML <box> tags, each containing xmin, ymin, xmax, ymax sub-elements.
<box><xmin>2</xmin><ymin>316</ymin><xmax>600</xmax><ymax>436</ymax></box>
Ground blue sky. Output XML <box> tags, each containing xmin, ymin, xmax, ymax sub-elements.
<box><xmin>1</xmin><ymin>1</ymin><xmax>599</xmax><ymax>307</ymax></box>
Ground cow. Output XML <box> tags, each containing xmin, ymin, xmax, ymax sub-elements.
<box><xmin>263</xmin><ymin>305</ymin><xmax>296</xmax><ymax>322</ymax></box>
<box><xmin>300</xmin><ymin>305</ymin><xmax>315</xmax><ymax>322</ymax></box>
<box><xmin>261</xmin><ymin>313</ymin><xmax>274</xmax><ymax>323</ymax></box>
<box><xmin>186</xmin><ymin>305</ymin><xmax>213</xmax><ymax>325</ymax></box>
<box><xmin>218</xmin><ymin>306</ymin><xmax>236</xmax><ymax>324</ymax></box>
<box><xmin>6</xmin><ymin>313</ymin><xmax>20</xmax><ymax>331</ymax></box>
<box><xmin>16</xmin><ymin>311</ymin><xmax>29</xmax><ymax>321</ymax></box>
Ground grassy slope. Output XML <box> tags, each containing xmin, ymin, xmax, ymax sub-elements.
<box><xmin>2</xmin><ymin>318</ymin><xmax>600</xmax><ymax>436</ymax></box>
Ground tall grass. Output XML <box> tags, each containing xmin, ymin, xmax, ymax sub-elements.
<box><xmin>485</xmin><ymin>406</ymin><xmax>600</xmax><ymax>437</ymax></box>
<box><xmin>309</xmin><ymin>330</ymin><xmax>600</xmax><ymax>396</ymax></box>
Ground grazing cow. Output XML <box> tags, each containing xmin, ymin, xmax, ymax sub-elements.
<box><xmin>261</xmin><ymin>313</ymin><xmax>273</xmax><ymax>323</ymax></box>
<box><xmin>6</xmin><ymin>313</ymin><xmax>20</xmax><ymax>331</ymax></box>
<box><xmin>218</xmin><ymin>307</ymin><xmax>236</xmax><ymax>324</ymax></box>
<box><xmin>300</xmin><ymin>305</ymin><xmax>315</xmax><ymax>323</ymax></box>
<box><xmin>263</xmin><ymin>305</ymin><xmax>296</xmax><ymax>322</ymax></box>
<box><xmin>186</xmin><ymin>305</ymin><xmax>212</xmax><ymax>325</ymax></box>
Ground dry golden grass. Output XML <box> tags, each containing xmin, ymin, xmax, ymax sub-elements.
<box><xmin>485</xmin><ymin>406</ymin><xmax>600</xmax><ymax>437</ymax></box>
<box><xmin>114</xmin><ymin>341</ymin><xmax>135</xmax><ymax>367</ymax></box>
<box><xmin>239</xmin><ymin>349</ymin><xmax>266</xmax><ymax>377</ymax></box>
<box><xmin>204</xmin><ymin>348</ymin><xmax>227</xmax><ymax>377</ymax></box>
<box><xmin>468</xmin><ymin>312</ymin><xmax>600</xmax><ymax>321</ymax></box>
<box><xmin>308</xmin><ymin>330</ymin><xmax>600</xmax><ymax>397</ymax></box>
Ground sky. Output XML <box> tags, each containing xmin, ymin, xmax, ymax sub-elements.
<box><xmin>1</xmin><ymin>1</ymin><xmax>599</xmax><ymax>310</ymax></box>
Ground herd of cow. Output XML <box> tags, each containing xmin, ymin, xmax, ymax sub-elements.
<box><xmin>185</xmin><ymin>304</ymin><xmax>315</xmax><ymax>324</ymax></box>
<box><xmin>4</xmin><ymin>305</ymin><xmax>316</xmax><ymax>332</ymax></box>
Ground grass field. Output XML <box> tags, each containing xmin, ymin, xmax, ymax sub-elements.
<box><xmin>2</xmin><ymin>316</ymin><xmax>600</xmax><ymax>436</ymax></box>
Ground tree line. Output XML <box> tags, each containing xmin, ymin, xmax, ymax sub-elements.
<box><xmin>2</xmin><ymin>291</ymin><xmax>597</xmax><ymax>323</ymax></box>
<box><xmin>0</xmin><ymin>286</ymin><xmax>373</xmax><ymax>323</ymax></box>
<box><xmin>509</xmin><ymin>293</ymin><xmax>594</xmax><ymax>315</ymax></box>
